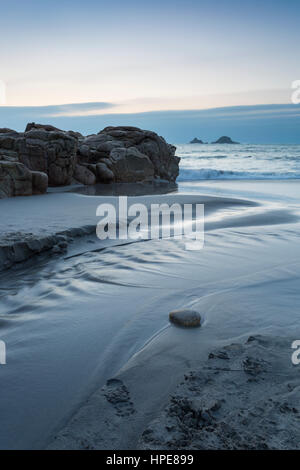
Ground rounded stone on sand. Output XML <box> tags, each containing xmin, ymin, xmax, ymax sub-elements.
<box><xmin>169</xmin><ymin>309</ymin><xmax>201</xmax><ymax>327</ymax></box>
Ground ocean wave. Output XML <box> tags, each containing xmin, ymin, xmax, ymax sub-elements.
<box><xmin>180</xmin><ymin>154</ymin><xmax>228</xmax><ymax>159</ymax></box>
<box><xmin>268</xmin><ymin>155</ymin><xmax>300</xmax><ymax>161</ymax></box>
<box><xmin>198</xmin><ymin>155</ymin><xmax>228</xmax><ymax>159</ymax></box>
<box><xmin>178</xmin><ymin>168</ymin><xmax>300</xmax><ymax>181</ymax></box>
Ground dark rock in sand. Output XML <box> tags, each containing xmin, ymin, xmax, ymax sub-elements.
<box><xmin>169</xmin><ymin>309</ymin><xmax>201</xmax><ymax>327</ymax></box>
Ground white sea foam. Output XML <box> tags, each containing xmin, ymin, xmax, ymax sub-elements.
<box><xmin>178</xmin><ymin>168</ymin><xmax>300</xmax><ymax>181</ymax></box>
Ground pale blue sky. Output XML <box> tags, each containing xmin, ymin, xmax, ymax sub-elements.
<box><xmin>0</xmin><ymin>0</ymin><xmax>299</xmax><ymax>142</ymax></box>
<box><xmin>0</xmin><ymin>0</ymin><xmax>299</xmax><ymax>109</ymax></box>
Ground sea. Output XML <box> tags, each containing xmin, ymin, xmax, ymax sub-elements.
<box><xmin>177</xmin><ymin>144</ymin><xmax>300</xmax><ymax>181</ymax></box>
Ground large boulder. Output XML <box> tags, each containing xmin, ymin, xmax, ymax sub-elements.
<box><xmin>0</xmin><ymin>159</ymin><xmax>48</xmax><ymax>199</ymax></box>
<box><xmin>78</xmin><ymin>126</ymin><xmax>180</xmax><ymax>183</ymax></box>
<box><xmin>0</xmin><ymin>161</ymin><xmax>33</xmax><ymax>198</ymax></box>
<box><xmin>73</xmin><ymin>164</ymin><xmax>96</xmax><ymax>185</ymax></box>
<box><xmin>31</xmin><ymin>171</ymin><xmax>48</xmax><ymax>194</ymax></box>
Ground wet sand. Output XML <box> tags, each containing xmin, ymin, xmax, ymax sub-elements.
<box><xmin>0</xmin><ymin>181</ymin><xmax>300</xmax><ymax>449</ymax></box>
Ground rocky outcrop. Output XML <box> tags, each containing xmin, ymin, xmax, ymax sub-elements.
<box><xmin>190</xmin><ymin>138</ymin><xmax>204</xmax><ymax>144</ymax></box>
<box><xmin>0</xmin><ymin>225</ymin><xmax>96</xmax><ymax>271</ymax></box>
<box><xmin>77</xmin><ymin>126</ymin><xmax>180</xmax><ymax>183</ymax></box>
<box><xmin>212</xmin><ymin>136</ymin><xmax>239</xmax><ymax>144</ymax></box>
<box><xmin>0</xmin><ymin>124</ymin><xmax>180</xmax><ymax>198</ymax></box>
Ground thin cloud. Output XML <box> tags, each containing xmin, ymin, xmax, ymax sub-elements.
<box><xmin>0</xmin><ymin>103</ymin><xmax>299</xmax><ymax>144</ymax></box>
<box><xmin>46</xmin><ymin>102</ymin><xmax>116</xmax><ymax>117</ymax></box>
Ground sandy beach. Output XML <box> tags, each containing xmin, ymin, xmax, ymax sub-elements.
<box><xmin>2</xmin><ymin>0</ymin><xmax>300</xmax><ymax>455</ymax></box>
<box><xmin>0</xmin><ymin>180</ymin><xmax>299</xmax><ymax>449</ymax></box>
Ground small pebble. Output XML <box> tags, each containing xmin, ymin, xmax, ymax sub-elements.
<box><xmin>169</xmin><ymin>309</ymin><xmax>201</xmax><ymax>327</ymax></box>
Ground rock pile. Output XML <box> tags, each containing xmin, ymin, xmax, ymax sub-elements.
<box><xmin>0</xmin><ymin>125</ymin><xmax>180</xmax><ymax>198</ymax></box>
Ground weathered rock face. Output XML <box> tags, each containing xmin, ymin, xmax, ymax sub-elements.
<box><xmin>0</xmin><ymin>129</ymin><xmax>20</xmax><ymax>163</ymax></box>
<box><xmin>96</xmin><ymin>162</ymin><xmax>114</xmax><ymax>183</ymax></box>
<box><xmin>109</xmin><ymin>147</ymin><xmax>154</xmax><ymax>182</ymax></box>
<box><xmin>0</xmin><ymin>126</ymin><xmax>77</xmax><ymax>188</ymax></box>
<box><xmin>0</xmin><ymin>124</ymin><xmax>180</xmax><ymax>198</ymax></box>
<box><xmin>78</xmin><ymin>126</ymin><xmax>180</xmax><ymax>183</ymax></box>
<box><xmin>17</xmin><ymin>129</ymin><xmax>77</xmax><ymax>186</ymax></box>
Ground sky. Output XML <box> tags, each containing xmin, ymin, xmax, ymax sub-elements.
<box><xmin>0</xmin><ymin>0</ymin><xmax>300</xmax><ymax>141</ymax></box>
